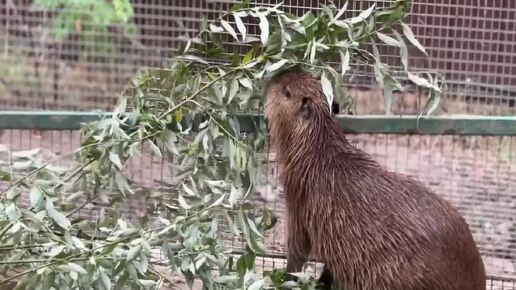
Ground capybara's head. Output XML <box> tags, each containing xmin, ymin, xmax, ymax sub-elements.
<box><xmin>264</xmin><ymin>70</ymin><xmax>334</xmax><ymax>146</ymax></box>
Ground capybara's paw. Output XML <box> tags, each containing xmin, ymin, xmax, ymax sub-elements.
<box><xmin>315</xmin><ymin>279</ymin><xmax>333</xmax><ymax>290</ymax></box>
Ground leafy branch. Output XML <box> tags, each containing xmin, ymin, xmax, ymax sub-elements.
<box><xmin>0</xmin><ymin>1</ymin><xmax>440</xmax><ymax>290</ymax></box>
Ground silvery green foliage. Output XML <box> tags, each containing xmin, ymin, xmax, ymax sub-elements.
<box><xmin>0</xmin><ymin>1</ymin><xmax>437</xmax><ymax>289</ymax></box>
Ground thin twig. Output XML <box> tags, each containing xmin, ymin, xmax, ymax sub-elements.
<box><xmin>0</xmin><ymin>257</ymin><xmax>90</xmax><ymax>284</ymax></box>
<box><xmin>0</xmin><ymin>244</ymin><xmax>45</xmax><ymax>251</ymax></box>
<box><xmin>53</xmin><ymin>160</ymin><xmax>93</xmax><ymax>192</ymax></box>
<box><xmin>158</xmin><ymin>71</ymin><xmax>234</xmax><ymax>120</ymax></box>
<box><xmin>65</xmin><ymin>196</ymin><xmax>94</xmax><ymax>218</ymax></box>
<box><xmin>7</xmin><ymin>147</ymin><xmax>13</xmax><ymax>186</ymax></box>
<box><xmin>0</xmin><ymin>257</ymin><xmax>89</xmax><ymax>265</ymax></box>
<box><xmin>149</xmin><ymin>265</ymin><xmax>176</xmax><ymax>288</ymax></box>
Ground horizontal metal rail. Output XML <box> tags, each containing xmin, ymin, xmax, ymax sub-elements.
<box><xmin>1</xmin><ymin>111</ymin><xmax>516</xmax><ymax>136</ymax></box>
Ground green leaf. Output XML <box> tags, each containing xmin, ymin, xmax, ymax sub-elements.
<box><xmin>12</xmin><ymin>148</ymin><xmax>39</xmax><ymax>158</ymax></box>
<box><xmin>234</xmin><ymin>12</ymin><xmax>247</xmax><ymax>41</ymax></box>
<box><xmin>392</xmin><ymin>30</ymin><xmax>408</xmax><ymax>70</ymax></box>
<box><xmin>0</xmin><ymin>170</ymin><xmax>12</xmax><ymax>182</ymax></box>
<box><xmin>139</xmin><ymin>279</ymin><xmax>157</xmax><ymax>288</ymax></box>
<box><xmin>207</xmin><ymin>193</ymin><xmax>226</xmax><ymax>209</ymax></box>
<box><xmin>248</xmin><ymin>279</ymin><xmax>265</xmax><ymax>290</ymax></box>
<box><xmin>424</xmin><ymin>89</ymin><xmax>443</xmax><ymax>116</ymax></box>
<box><xmin>266</xmin><ymin>59</ymin><xmax>289</xmax><ymax>73</ymax></box>
<box><xmin>194</xmin><ymin>256</ymin><xmax>207</xmax><ymax>270</ymax></box>
<box><xmin>213</xmin><ymin>275</ymin><xmax>239</xmax><ymax>284</ymax></box>
<box><xmin>383</xmin><ymin>78</ymin><xmax>396</xmax><ymax>115</ymax></box>
<box><xmin>42</xmin><ymin>269</ymin><xmax>56</xmax><ymax>288</ymax></box>
<box><xmin>179</xmin><ymin>55</ymin><xmax>210</xmax><ymax>65</ymax></box>
<box><xmin>127</xmin><ymin>246</ymin><xmax>140</xmax><ymax>261</ymax></box>
<box><xmin>339</xmin><ymin>49</ymin><xmax>350</xmax><ymax>76</ymax></box>
<box><xmin>148</xmin><ymin>140</ymin><xmax>163</xmax><ymax>158</ymax></box>
<box><xmin>258</xmin><ymin>12</ymin><xmax>269</xmax><ymax>46</ymax></box>
<box><xmin>247</xmin><ymin>217</ymin><xmax>264</xmax><ymax>238</ymax></box>
<box><xmin>182</xmin><ymin>183</ymin><xmax>196</xmax><ymax>196</ymax></box>
<box><xmin>46</xmin><ymin>245</ymin><xmax>65</xmax><ymax>258</ymax></box>
<box><xmin>57</xmin><ymin>262</ymin><xmax>88</xmax><ymax>275</ymax></box>
<box><xmin>349</xmin><ymin>4</ymin><xmax>375</xmax><ymax>24</ymax></box>
<box><xmin>402</xmin><ymin>22</ymin><xmax>428</xmax><ymax>56</ymax></box>
<box><xmin>408</xmin><ymin>72</ymin><xmax>440</xmax><ymax>92</ymax></box>
<box><xmin>229</xmin><ymin>186</ymin><xmax>242</xmax><ymax>207</ymax></box>
<box><xmin>332</xmin><ymin>1</ymin><xmax>348</xmax><ymax>23</ymax></box>
<box><xmin>70</xmin><ymin>270</ymin><xmax>78</xmax><ymax>280</ymax></box>
<box><xmin>114</xmin><ymin>97</ymin><xmax>127</xmax><ymax>117</ymax></box>
<box><xmin>237</xmin><ymin>210</ymin><xmax>251</xmax><ymax>240</ymax></box>
<box><xmin>237</xmin><ymin>210</ymin><xmax>266</xmax><ymax>254</ymax></box>
<box><xmin>12</xmin><ymin>160</ymin><xmax>33</xmax><ymax>170</ymax></box>
<box><xmin>281</xmin><ymin>281</ymin><xmax>301</xmax><ymax>287</ymax></box>
<box><xmin>204</xmin><ymin>180</ymin><xmax>226</xmax><ymax>188</ymax></box>
<box><xmin>236</xmin><ymin>250</ymin><xmax>255</xmax><ymax>276</ymax></box>
<box><xmin>242</xmin><ymin>49</ymin><xmax>254</xmax><ymax>64</ymax></box>
<box><xmin>309</xmin><ymin>41</ymin><xmax>317</xmax><ymax>64</ymax></box>
<box><xmin>221</xmin><ymin>19</ymin><xmax>239</xmax><ymax>41</ymax></box>
<box><xmin>115</xmin><ymin>172</ymin><xmax>132</xmax><ymax>194</ymax></box>
<box><xmin>228</xmin><ymin>78</ymin><xmax>239</xmax><ymax>104</ymax></box>
<box><xmin>176</xmin><ymin>108</ymin><xmax>183</xmax><ymax>123</ymax></box>
<box><xmin>178</xmin><ymin>194</ymin><xmax>191</xmax><ymax>210</ymax></box>
<box><xmin>320</xmin><ymin>71</ymin><xmax>334</xmax><ymax>111</ymax></box>
<box><xmin>376</xmin><ymin>32</ymin><xmax>402</xmax><ymax>47</ymax></box>
<box><xmin>334</xmin><ymin>20</ymin><xmax>349</xmax><ymax>29</ymax></box>
<box><xmin>29</xmin><ymin>186</ymin><xmax>43</xmax><ymax>209</ymax></box>
<box><xmin>322</xmin><ymin>5</ymin><xmax>334</xmax><ymax>20</ymax></box>
<box><xmin>109</xmin><ymin>152</ymin><xmax>123</xmax><ymax>169</ymax></box>
<box><xmin>99</xmin><ymin>267</ymin><xmax>112</xmax><ymax>290</ymax></box>
<box><xmin>239</xmin><ymin>78</ymin><xmax>253</xmax><ymax>89</ymax></box>
<box><xmin>209</xmin><ymin>24</ymin><xmax>224</xmax><ymax>33</ymax></box>
<box><xmin>46</xmin><ymin>199</ymin><xmax>71</xmax><ymax>229</ymax></box>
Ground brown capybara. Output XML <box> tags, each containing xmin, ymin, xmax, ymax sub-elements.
<box><xmin>264</xmin><ymin>70</ymin><xmax>486</xmax><ymax>290</ymax></box>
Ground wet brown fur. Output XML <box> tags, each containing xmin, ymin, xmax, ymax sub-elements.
<box><xmin>264</xmin><ymin>71</ymin><xmax>486</xmax><ymax>290</ymax></box>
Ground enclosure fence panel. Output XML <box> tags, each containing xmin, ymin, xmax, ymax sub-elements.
<box><xmin>2</xmin><ymin>0</ymin><xmax>516</xmax><ymax>288</ymax></box>
<box><xmin>1</xmin><ymin>1</ymin><xmax>516</xmax><ymax>114</ymax></box>
<box><xmin>1</xmin><ymin>113</ymin><xmax>516</xmax><ymax>289</ymax></box>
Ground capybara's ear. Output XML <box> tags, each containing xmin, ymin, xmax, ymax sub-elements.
<box><xmin>301</xmin><ymin>97</ymin><xmax>313</xmax><ymax>119</ymax></box>
<box><xmin>284</xmin><ymin>87</ymin><xmax>292</xmax><ymax>99</ymax></box>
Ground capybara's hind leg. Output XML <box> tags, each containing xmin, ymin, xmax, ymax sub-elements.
<box><xmin>284</xmin><ymin>220</ymin><xmax>311</xmax><ymax>282</ymax></box>
<box><xmin>284</xmin><ymin>251</ymin><xmax>308</xmax><ymax>282</ymax></box>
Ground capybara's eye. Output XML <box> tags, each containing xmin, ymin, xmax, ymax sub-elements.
<box><xmin>285</xmin><ymin>90</ymin><xmax>291</xmax><ymax>98</ymax></box>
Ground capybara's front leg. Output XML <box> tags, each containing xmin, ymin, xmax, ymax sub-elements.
<box><xmin>316</xmin><ymin>265</ymin><xmax>334</xmax><ymax>289</ymax></box>
<box><xmin>284</xmin><ymin>218</ymin><xmax>311</xmax><ymax>282</ymax></box>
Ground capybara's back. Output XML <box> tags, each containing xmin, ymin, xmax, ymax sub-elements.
<box><xmin>264</xmin><ymin>70</ymin><xmax>486</xmax><ymax>290</ymax></box>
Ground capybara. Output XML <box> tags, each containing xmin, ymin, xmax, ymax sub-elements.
<box><xmin>264</xmin><ymin>70</ymin><xmax>486</xmax><ymax>290</ymax></box>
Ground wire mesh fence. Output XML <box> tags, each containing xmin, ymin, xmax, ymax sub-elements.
<box><xmin>1</xmin><ymin>124</ymin><xmax>516</xmax><ymax>288</ymax></box>
<box><xmin>1</xmin><ymin>0</ymin><xmax>516</xmax><ymax>114</ymax></box>
<box><xmin>2</xmin><ymin>0</ymin><xmax>516</xmax><ymax>288</ymax></box>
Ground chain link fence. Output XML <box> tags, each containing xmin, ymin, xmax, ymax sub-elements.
<box><xmin>2</xmin><ymin>126</ymin><xmax>516</xmax><ymax>288</ymax></box>
<box><xmin>2</xmin><ymin>1</ymin><xmax>516</xmax><ymax>289</ymax></box>
<box><xmin>1</xmin><ymin>0</ymin><xmax>516</xmax><ymax>114</ymax></box>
